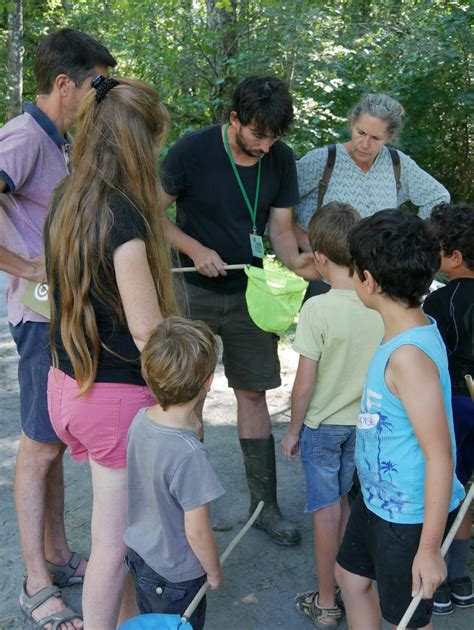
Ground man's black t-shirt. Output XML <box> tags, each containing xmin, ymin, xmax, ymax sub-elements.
<box><xmin>424</xmin><ymin>278</ymin><xmax>474</xmax><ymax>396</ymax></box>
<box><xmin>161</xmin><ymin>125</ymin><xmax>299</xmax><ymax>293</ymax></box>
<box><xmin>48</xmin><ymin>193</ymin><xmax>147</xmax><ymax>385</ymax></box>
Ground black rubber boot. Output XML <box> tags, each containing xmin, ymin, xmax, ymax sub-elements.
<box><xmin>240</xmin><ymin>435</ymin><xmax>301</xmax><ymax>546</ymax></box>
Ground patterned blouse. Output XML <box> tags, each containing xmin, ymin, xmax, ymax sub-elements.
<box><xmin>296</xmin><ymin>144</ymin><xmax>450</xmax><ymax>228</ymax></box>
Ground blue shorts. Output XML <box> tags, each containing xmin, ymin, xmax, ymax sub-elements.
<box><xmin>452</xmin><ymin>395</ymin><xmax>474</xmax><ymax>485</ymax></box>
<box><xmin>126</xmin><ymin>549</ymin><xmax>207</xmax><ymax>630</ymax></box>
<box><xmin>300</xmin><ymin>424</ymin><xmax>356</xmax><ymax>512</ymax></box>
<box><xmin>9</xmin><ymin>321</ymin><xmax>60</xmax><ymax>444</ymax></box>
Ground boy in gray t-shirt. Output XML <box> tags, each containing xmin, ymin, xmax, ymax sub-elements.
<box><xmin>124</xmin><ymin>316</ymin><xmax>225</xmax><ymax>630</ymax></box>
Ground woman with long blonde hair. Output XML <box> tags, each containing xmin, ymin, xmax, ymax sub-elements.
<box><xmin>45</xmin><ymin>76</ymin><xmax>177</xmax><ymax>628</ymax></box>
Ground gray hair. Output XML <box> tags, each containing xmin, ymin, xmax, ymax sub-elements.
<box><xmin>351</xmin><ymin>94</ymin><xmax>405</xmax><ymax>139</ymax></box>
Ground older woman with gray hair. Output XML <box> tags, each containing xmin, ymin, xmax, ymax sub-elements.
<box><xmin>296</xmin><ymin>93</ymin><xmax>449</xmax><ymax>245</ymax></box>
<box><xmin>295</xmin><ymin>94</ymin><xmax>450</xmax><ymax>300</ymax></box>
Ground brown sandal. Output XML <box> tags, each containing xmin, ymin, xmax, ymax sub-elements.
<box><xmin>295</xmin><ymin>591</ymin><xmax>342</xmax><ymax>628</ymax></box>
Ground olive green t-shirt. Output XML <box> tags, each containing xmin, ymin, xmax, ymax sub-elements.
<box><xmin>293</xmin><ymin>290</ymin><xmax>384</xmax><ymax>429</ymax></box>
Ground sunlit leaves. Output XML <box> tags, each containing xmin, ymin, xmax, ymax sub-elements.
<box><xmin>0</xmin><ymin>0</ymin><xmax>471</xmax><ymax>201</ymax></box>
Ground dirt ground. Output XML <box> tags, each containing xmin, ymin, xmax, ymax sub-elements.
<box><xmin>0</xmin><ymin>271</ymin><xmax>473</xmax><ymax>630</ymax></box>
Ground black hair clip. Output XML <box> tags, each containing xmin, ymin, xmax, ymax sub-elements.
<box><xmin>91</xmin><ymin>75</ymin><xmax>119</xmax><ymax>103</ymax></box>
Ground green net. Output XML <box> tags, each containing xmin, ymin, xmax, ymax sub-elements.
<box><xmin>245</xmin><ymin>265</ymin><xmax>308</xmax><ymax>334</ymax></box>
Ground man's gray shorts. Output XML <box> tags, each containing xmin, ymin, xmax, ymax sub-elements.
<box><xmin>181</xmin><ymin>283</ymin><xmax>281</xmax><ymax>391</ymax></box>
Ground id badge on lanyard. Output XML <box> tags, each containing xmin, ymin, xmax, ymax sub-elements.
<box><xmin>249</xmin><ymin>232</ymin><xmax>264</xmax><ymax>258</ymax></box>
<box><xmin>224</xmin><ymin>124</ymin><xmax>264</xmax><ymax>258</ymax></box>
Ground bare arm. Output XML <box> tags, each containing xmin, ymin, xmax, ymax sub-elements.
<box><xmin>113</xmin><ymin>238</ymin><xmax>163</xmax><ymax>351</ymax></box>
<box><xmin>0</xmin><ymin>246</ymin><xmax>45</xmax><ymax>282</ymax></box>
<box><xmin>184</xmin><ymin>504</ymin><xmax>223</xmax><ymax>590</ymax></box>
<box><xmin>162</xmin><ymin>192</ymin><xmax>227</xmax><ymax>277</ymax></box>
<box><xmin>292</xmin><ymin>221</ymin><xmax>312</xmax><ymax>253</ymax></box>
<box><xmin>268</xmin><ymin>207</ymin><xmax>319</xmax><ymax>280</ymax></box>
<box><xmin>281</xmin><ymin>355</ymin><xmax>318</xmax><ymax>459</ymax></box>
<box><xmin>1</xmin><ymin>177</ymin><xmax>46</xmax><ymax>281</ymax></box>
<box><xmin>387</xmin><ymin>345</ymin><xmax>454</xmax><ymax>598</ymax></box>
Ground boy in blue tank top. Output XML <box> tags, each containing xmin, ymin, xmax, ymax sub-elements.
<box><xmin>335</xmin><ymin>209</ymin><xmax>465</xmax><ymax>630</ymax></box>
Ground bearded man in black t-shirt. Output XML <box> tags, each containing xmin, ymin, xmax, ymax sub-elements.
<box><xmin>162</xmin><ymin>76</ymin><xmax>316</xmax><ymax>546</ymax></box>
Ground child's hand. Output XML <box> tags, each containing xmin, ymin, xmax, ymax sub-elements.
<box><xmin>207</xmin><ymin>567</ymin><xmax>224</xmax><ymax>591</ymax></box>
<box><xmin>411</xmin><ymin>548</ymin><xmax>446</xmax><ymax>598</ymax></box>
<box><xmin>281</xmin><ymin>431</ymin><xmax>300</xmax><ymax>459</ymax></box>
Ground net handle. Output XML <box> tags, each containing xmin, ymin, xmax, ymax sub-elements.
<box><xmin>465</xmin><ymin>374</ymin><xmax>474</xmax><ymax>401</ymax></box>
<box><xmin>396</xmin><ymin>482</ymin><xmax>474</xmax><ymax>629</ymax></box>
<box><xmin>181</xmin><ymin>501</ymin><xmax>264</xmax><ymax>622</ymax></box>
<box><xmin>172</xmin><ymin>264</ymin><xmax>247</xmax><ymax>273</ymax></box>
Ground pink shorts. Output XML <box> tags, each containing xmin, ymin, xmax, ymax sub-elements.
<box><xmin>47</xmin><ymin>367</ymin><xmax>156</xmax><ymax>469</ymax></box>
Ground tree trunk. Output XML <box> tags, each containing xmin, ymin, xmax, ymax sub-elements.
<box><xmin>6</xmin><ymin>0</ymin><xmax>24</xmax><ymax>121</ymax></box>
<box><xmin>206</xmin><ymin>0</ymin><xmax>238</xmax><ymax>122</ymax></box>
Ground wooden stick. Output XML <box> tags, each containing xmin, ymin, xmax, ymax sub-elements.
<box><xmin>171</xmin><ymin>264</ymin><xmax>247</xmax><ymax>273</ymax></box>
<box><xmin>397</xmin><ymin>483</ymin><xmax>474</xmax><ymax>629</ymax></box>
<box><xmin>181</xmin><ymin>501</ymin><xmax>264</xmax><ymax>622</ymax></box>
<box><xmin>465</xmin><ymin>374</ymin><xmax>474</xmax><ymax>401</ymax></box>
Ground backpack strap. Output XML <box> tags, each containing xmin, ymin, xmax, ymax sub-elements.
<box><xmin>317</xmin><ymin>144</ymin><xmax>336</xmax><ymax>210</ymax></box>
<box><xmin>388</xmin><ymin>146</ymin><xmax>401</xmax><ymax>194</ymax></box>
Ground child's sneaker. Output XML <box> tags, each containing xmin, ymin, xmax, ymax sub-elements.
<box><xmin>450</xmin><ymin>576</ymin><xmax>474</xmax><ymax>608</ymax></box>
<box><xmin>432</xmin><ymin>582</ymin><xmax>454</xmax><ymax>615</ymax></box>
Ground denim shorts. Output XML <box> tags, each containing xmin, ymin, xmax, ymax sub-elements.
<box><xmin>300</xmin><ymin>424</ymin><xmax>356</xmax><ymax>512</ymax></box>
<box><xmin>337</xmin><ymin>494</ymin><xmax>458</xmax><ymax>627</ymax></box>
<box><xmin>9</xmin><ymin>321</ymin><xmax>60</xmax><ymax>444</ymax></box>
<box><xmin>126</xmin><ymin>549</ymin><xmax>207</xmax><ymax>630</ymax></box>
<box><xmin>180</xmin><ymin>283</ymin><xmax>280</xmax><ymax>391</ymax></box>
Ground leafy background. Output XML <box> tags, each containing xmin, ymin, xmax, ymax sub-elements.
<box><xmin>1</xmin><ymin>0</ymin><xmax>472</xmax><ymax>202</ymax></box>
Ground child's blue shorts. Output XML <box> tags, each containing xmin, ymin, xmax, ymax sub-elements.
<box><xmin>300</xmin><ymin>424</ymin><xmax>356</xmax><ymax>512</ymax></box>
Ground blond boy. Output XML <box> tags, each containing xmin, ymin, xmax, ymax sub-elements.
<box><xmin>124</xmin><ymin>316</ymin><xmax>224</xmax><ymax>630</ymax></box>
<box><xmin>281</xmin><ymin>202</ymin><xmax>383</xmax><ymax>627</ymax></box>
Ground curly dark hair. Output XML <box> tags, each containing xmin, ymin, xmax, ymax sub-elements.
<box><xmin>429</xmin><ymin>202</ymin><xmax>474</xmax><ymax>271</ymax></box>
<box><xmin>348</xmin><ymin>209</ymin><xmax>440</xmax><ymax>308</ymax></box>
<box><xmin>230</xmin><ymin>75</ymin><xmax>294</xmax><ymax>137</ymax></box>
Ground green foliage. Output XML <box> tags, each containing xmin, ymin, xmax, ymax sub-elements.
<box><xmin>1</xmin><ymin>0</ymin><xmax>472</xmax><ymax>201</ymax></box>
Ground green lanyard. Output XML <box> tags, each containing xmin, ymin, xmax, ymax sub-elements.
<box><xmin>223</xmin><ymin>123</ymin><xmax>262</xmax><ymax>234</ymax></box>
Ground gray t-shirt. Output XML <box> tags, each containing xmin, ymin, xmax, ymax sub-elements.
<box><xmin>124</xmin><ymin>409</ymin><xmax>225</xmax><ymax>582</ymax></box>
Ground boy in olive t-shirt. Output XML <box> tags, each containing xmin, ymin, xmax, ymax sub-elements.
<box><xmin>281</xmin><ymin>202</ymin><xmax>383</xmax><ymax>628</ymax></box>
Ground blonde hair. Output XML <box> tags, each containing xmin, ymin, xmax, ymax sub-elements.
<box><xmin>45</xmin><ymin>78</ymin><xmax>178</xmax><ymax>393</ymax></box>
<box><xmin>141</xmin><ymin>316</ymin><xmax>218</xmax><ymax>410</ymax></box>
<box><xmin>308</xmin><ymin>201</ymin><xmax>360</xmax><ymax>268</ymax></box>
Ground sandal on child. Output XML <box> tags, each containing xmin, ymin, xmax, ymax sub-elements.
<box><xmin>19</xmin><ymin>577</ymin><xmax>83</xmax><ymax>629</ymax></box>
<box><xmin>295</xmin><ymin>591</ymin><xmax>342</xmax><ymax>628</ymax></box>
<box><xmin>46</xmin><ymin>551</ymin><xmax>85</xmax><ymax>588</ymax></box>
